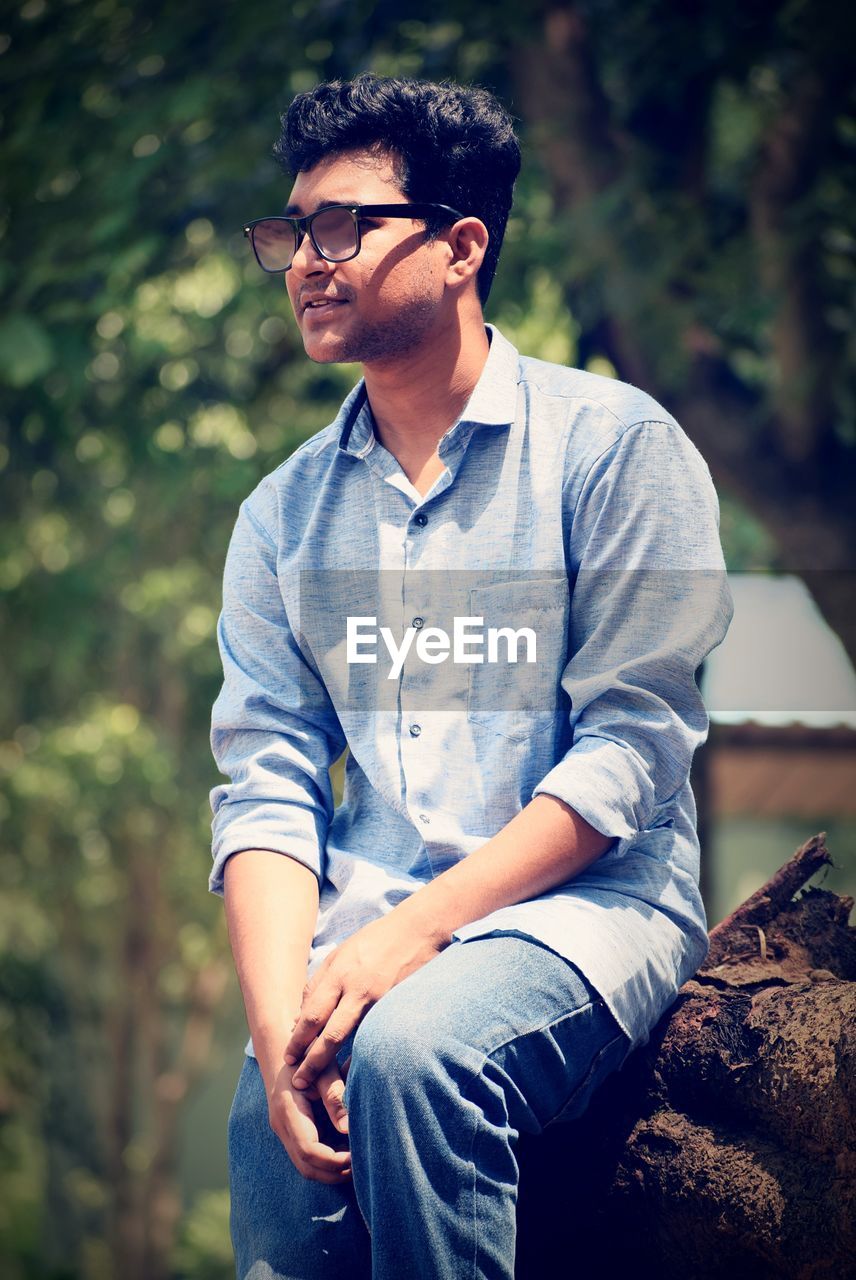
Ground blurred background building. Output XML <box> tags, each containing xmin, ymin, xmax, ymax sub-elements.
<box><xmin>700</xmin><ymin>574</ymin><xmax>856</xmax><ymax>922</ymax></box>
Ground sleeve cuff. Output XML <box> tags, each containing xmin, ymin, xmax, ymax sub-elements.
<box><xmin>209</xmin><ymin>805</ymin><xmax>325</xmax><ymax>896</ymax></box>
<box><xmin>531</xmin><ymin>735</ymin><xmax>656</xmax><ymax>846</ymax></box>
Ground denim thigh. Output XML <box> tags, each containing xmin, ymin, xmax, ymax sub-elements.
<box><xmin>227</xmin><ymin>932</ymin><xmax>630</xmax><ymax>1279</ymax></box>
<box><xmin>343</xmin><ymin>930</ymin><xmax>631</xmax><ymax>1136</ymax></box>
<box><xmin>227</xmin><ymin>1054</ymin><xmax>371</xmax><ymax>1280</ymax></box>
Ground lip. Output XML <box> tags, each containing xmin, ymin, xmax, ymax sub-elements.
<box><xmin>300</xmin><ymin>297</ymin><xmax>349</xmax><ymax>318</ymax></box>
<box><xmin>301</xmin><ymin>301</ymin><xmax>350</xmax><ymax>328</ymax></box>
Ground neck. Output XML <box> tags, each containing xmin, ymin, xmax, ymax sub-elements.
<box><xmin>362</xmin><ymin>304</ymin><xmax>490</xmax><ymax>465</ymax></box>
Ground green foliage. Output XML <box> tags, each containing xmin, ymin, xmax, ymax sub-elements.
<box><xmin>0</xmin><ymin>3</ymin><xmax>359</xmax><ymax>1273</ymax></box>
<box><xmin>171</xmin><ymin>1190</ymin><xmax>233</xmax><ymax>1280</ymax></box>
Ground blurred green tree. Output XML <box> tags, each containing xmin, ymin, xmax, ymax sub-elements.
<box><xmin>0</xmin><ymin>4</ymin><xmax>355</xmax><ymax>1276</ymax></box>
<box><xmin>507</xmin><ymin>0</ymin><xmax>855</xmax><ymax>657</ymax></box>
<box><xmin>0</xmin><ymin>1</ymin><xmax>852</xmax><ymax>1277</ymax></box>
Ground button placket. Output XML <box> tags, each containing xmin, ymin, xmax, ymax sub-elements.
<box><xmin>401</xmin><ymin>501</ymin><xmax>437</xmax><ymax>847</ymax></box>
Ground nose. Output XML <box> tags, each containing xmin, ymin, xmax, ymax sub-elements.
<box><xmin>289</xmin><ymin>231</ymin><xmax>336</xmax><ymax>279</ymax></box>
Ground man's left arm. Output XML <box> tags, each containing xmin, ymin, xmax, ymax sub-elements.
<box><xmin>286</xmin><ymin>417</ymin><xmax>734</xmax><ymax>1089</ymax></box>
<box><xmin>285</xmin><ymin>794</ymin><xmax>610</xmax><ymax>1087</ymax></box>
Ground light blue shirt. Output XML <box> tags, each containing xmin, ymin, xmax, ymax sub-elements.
<box><xmin>209</xmin><ymin>324</ymin><xmax>733</xmax><ymax>1062</ymax></box>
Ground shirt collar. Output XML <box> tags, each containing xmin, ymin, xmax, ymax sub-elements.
<box><xmin>336</xmin><ymin>323</ymin><xmax>520</xmax><ymax>458</ymax></box>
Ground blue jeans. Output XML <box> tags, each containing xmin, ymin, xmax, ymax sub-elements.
<box><xmin>227</xmin><ymin>934</ymin><xmax>631</xmax><ymax>1279</ymax></box>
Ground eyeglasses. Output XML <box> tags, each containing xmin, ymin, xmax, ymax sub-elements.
<box><xmin>242</xmin><ymin>203</ymin><xmax>465</xmax><ymax>273</ymax></box>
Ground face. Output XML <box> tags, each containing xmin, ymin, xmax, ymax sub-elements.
<box><xmin>283</xmin><ymin>149</ymin><xmax>451</xmax><ymax>366</ymax></box>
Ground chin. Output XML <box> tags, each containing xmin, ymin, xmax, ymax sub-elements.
<box><xmin>301</xmin><ymin>333</ymin><xmax>352</xmax><ymax>364</ymax></box>
<box><xmin>300</xmin><ymin>305</ymin><xmax>437</xmax><ymax>366</ymax></box>
<box><xmin>304</xmin><ymin>344</ymin><xmax>346</xmax><ymax>364</ymax></box>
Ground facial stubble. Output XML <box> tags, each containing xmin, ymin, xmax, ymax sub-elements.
<box><xmin>303</xmin><ymin>267</ymin><xmax>441</xmax><ymax>367</ymax></box>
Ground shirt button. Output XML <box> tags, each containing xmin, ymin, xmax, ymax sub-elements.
<box><xmin>414</xmin><ymin>513</ymin><xmax>428</xmax><ymax>527</ymax></box>
<box><xmin>409</xmin><ymin>723</ymin><xmax>422</xmax><ymax>737</ymax></box>
<box><xmin>419</xmin><ymin>813</ymin><xmax>431</xmax><ymax>825</ymax></box>
<box><xmin>412</xmin><ymin>616</ymin><xmax>424</xmax><ymax>629</ymax></box>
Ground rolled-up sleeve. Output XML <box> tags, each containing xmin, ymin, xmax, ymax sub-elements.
<box><xmin>208</xmin><ymin>495</ymin><xmax>346</xmax><ymax>896</ymax></box>
<box><xmin>532</xmin><ymin>418</ymin><xmax>733</xmax><ymax>849</ymax></box>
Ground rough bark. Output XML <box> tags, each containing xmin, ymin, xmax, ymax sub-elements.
<box><xmin>515</xmin><ymin>833</ymin><xmax>856</xmax><ymax>1280</ymax></box>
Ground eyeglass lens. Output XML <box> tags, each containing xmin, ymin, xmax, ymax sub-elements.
<box><xmin>310</xmin><ymin>207</ymin><xmax>359</xmax><ymax>261</ymax></box>
<box><xmin>252</xmin><ymin>207</ymin><xmax>358</xmax><ymax>271</ymax></box>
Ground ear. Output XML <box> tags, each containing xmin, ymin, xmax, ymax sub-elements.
<box><xmin>444</xmin><ymin>217</ymin><xmax>489</xmax><ymax>291</ymax></box>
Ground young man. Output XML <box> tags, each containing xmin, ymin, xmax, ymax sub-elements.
<box><xmin>210</xmin><ymin>74</ymin><xmax>733</xmax><ymax>1279</ymax></box>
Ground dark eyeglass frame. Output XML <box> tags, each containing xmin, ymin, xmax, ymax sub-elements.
<box><xmin>242</xmin><ymin>202</ymin><xmax>466</xmax><ymax>273</ymax></box>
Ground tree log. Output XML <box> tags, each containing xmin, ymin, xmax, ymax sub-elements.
<box><xmin>515</xmin><ymin>834</ymin><xmax>856</xmax><ymax>1280</ymax></box>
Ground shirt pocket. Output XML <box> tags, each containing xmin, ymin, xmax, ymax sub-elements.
<box><xmin>466</xmin><ymin>577</ymin><xmax>569</xmax><ymax>743</ymax></box>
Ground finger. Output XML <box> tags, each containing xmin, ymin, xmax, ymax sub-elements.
<box><xmin>284</xmin><ymin>980</ymin><xmax>343</xmax><ymax>1066</ymax></box>
<box><xmin>291</xmin><ymin>1142</ymin><xmax>352</xmax><ymax>1185</ymax></box>
<box><xmin>303</xmin><ymin>1141</ymin><xmax>350</xmax><ymax>1172</ymax></box>
<box><xmin>287</xmin><ymin>1107</ymin><xmax>351</xmax><ymax>1177</ymax></box>
<box><xmin>291</xmin><ymin>1005</ymin><xmax>362</xmax><ymax>1089</ymax></box>
<box><xmin>291</xmin><ymin>1001</ymin><xmax>363</xmax><ymax>1091</ymax></box>
<box><xmin>317</xmin><ymin>1061</ymin><xmax>349</xmax><ymax>1134</ymax></box>
<box><xmin>297</xmin><ymin>953</ymin><xmax>332</xmax><ymax>1013</ymax></box>
<box><xmin>280</xmin><ymin>1116</ymin><xmax>351</xmax><ymax>1177</ymax></box>
<box><xmin>275</xmin><ymin>1091</ymin><xmax>351</xmax><ymax>1182</ymax></box>
<box><xmin>301</xmin><ymin>1139</ymin><xmax>352</xmax><ymax>1178</ymax></box>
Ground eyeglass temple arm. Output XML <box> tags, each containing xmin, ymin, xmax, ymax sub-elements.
<box><xmin>242</xmin><ymin>203</ymin><xmax>465</xmax><ymax>232</ymax></box>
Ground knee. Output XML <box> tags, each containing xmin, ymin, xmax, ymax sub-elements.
<box><xmin>347</xmin><ymin>987</ymin><xmax>451</xmax><ymax>1102</ymax></box>
<box><xmin>351</xmin><ymin>992</ymin><xmax>429</xmax><ymax>1078</ymax></box>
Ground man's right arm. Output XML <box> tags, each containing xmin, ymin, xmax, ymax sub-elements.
<box><xmin>210</xmin><ymin>490</ymin><xmax>350</xmax><ymax>1182</ymax></box>
<box><xmin>223</xmin><ymin>848</ymin><xmax>352</xmax><ymax>1183</ymax></box>
<box><xmin>223</xmin><ymin>848</ymin><xmax>319</xmax><ymax>1090</ymax></box>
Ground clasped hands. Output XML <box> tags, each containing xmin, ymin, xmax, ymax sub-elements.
<box><xmin>269</xmin><ymin>908</ymin><xmax>446</xmax><ymax>1183</ymax></box>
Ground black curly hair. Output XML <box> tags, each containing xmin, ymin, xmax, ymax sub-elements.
<box><xmin>274</xmin><ymin>74</ymin><xmax>521</xmax><ymax>304</ymax></box>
